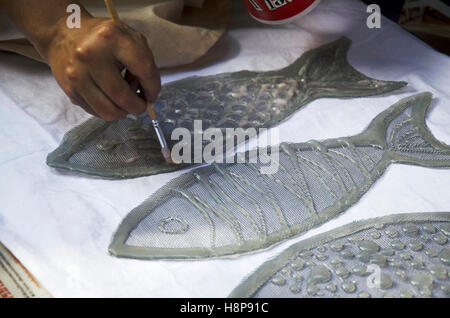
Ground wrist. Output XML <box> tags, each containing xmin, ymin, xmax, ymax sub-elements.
<box><xmin>0</xmin><ymin>0</ymin><xmax>93</xmax><ymax>62</ymax></box>
<box><xmin>37</xmin><ymin>8</ymin><xmax>93</xmax><ymax>62</ymax></box>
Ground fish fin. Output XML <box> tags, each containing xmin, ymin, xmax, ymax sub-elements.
<box><xmin>291</xmin><ymin>37</ymin><xmax>407</xmax><ymax>99</ymax></box>
<box><xmin>356</xmin><ymin>92</ymin><xmax>450</xmax><ymax>167</ymax></box>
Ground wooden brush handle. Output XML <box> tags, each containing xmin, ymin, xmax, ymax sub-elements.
<box><xmin>104</xmin><ymin>0</ymin><xmax>122</xmax><ymax>24</ymax></box>
<box><xmin>147</xmin><ymin>103</ymin><xmax>157</xmax><ymax>120</ymax></box>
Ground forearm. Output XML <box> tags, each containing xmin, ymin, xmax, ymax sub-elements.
<box><xmin>0</xmin><ymin>0</ymin><xmax>160</xmax><ymax>120</ymax></box>
<box><xmin>0</xmin><ymin>0</ymin><xmax>92</xmax><ymax>60</ymax></box>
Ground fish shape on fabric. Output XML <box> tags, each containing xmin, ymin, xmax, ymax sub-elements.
<box><xmin>46</xmin><ymin>37</ymin><xmax>406</xmax><ymax>179</ymax></box>
<box><xmin>229</xmin><ymin>212</ymin><xmax>450</xmax><ymax>298</ymax></box>
<box><xmin>109</xmin><ymin>93</ymin><xmax>450</xmax><ymax>260</ymax></box>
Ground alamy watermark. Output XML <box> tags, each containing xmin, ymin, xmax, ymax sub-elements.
<box><xmin>366</xmin><ymin>264</ymin><xmax>382</xmax><ymax>289</ymax></box>
<box><xmin>66</xmin><ymin>4</ymin><xmax>81</xmax><ymax>29</ymax></box>
<box><xmin>366</xmin><ymin>4</ymin><xmax>381</xmax><ymax>29</ymax></box>
<box><xmin>170</xmin><ymin>121</ymin><xmax>280</xmax><ymax>175</ymax></box>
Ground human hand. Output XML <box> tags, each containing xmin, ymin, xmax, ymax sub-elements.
<box><xmin>46</xmin><ymin>17</ymin><xmax>161</xmax><ymax>121</ymax></box>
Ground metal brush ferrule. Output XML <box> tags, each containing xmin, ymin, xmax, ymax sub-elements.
<box><xmin>152</xmin><ymin>120</ymin><xmax>168</xmax><ymax>148</ymax></box>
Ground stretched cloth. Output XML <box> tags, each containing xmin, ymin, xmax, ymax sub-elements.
<box><xmin>0</xmin><ymin>0</ymin><xmax>449</xmax><ymax>297</ymax></box>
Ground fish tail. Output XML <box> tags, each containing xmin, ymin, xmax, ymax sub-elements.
<box><xmin>357</xmin><ymin>93</ymin><xmax>450</xmax><ymax>168</ymax></box>
<box><xmin>290</xmin><ymin>37</ymin><xmax>407</xmax><ymax>98</ymax></box>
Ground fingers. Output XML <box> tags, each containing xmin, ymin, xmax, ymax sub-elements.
<box><xmin>79</xmin><ymin>76</ymin><xmax>128</xmax><ymax>121</ymax></box>
<box><xmin>114</xmin><ymin>34</ymin><xmax>161</xmax><ymax>103</ymax></box>
<box><xmin>90</xmin><ymin>64</ymin><xmax>147</xmax><ymax>115</ymax></box>
<box><xmin>124</xmin><ymin>71</ymin><xmax>140</xmax><ymax>92</ymax></box>
<box><xmin>125</xmin><ymin>71</ymin><xmax>147</xmax><ymax>101</ymax></box>
<box><xmin>70</xmin><ymin>92</ymin><xmax>99</xmax><ymax>117</ymax></box>
<box><xmin>54</xmin><ymin>19</ymin><xmax>161</xmax><ymax>119</ymax></box>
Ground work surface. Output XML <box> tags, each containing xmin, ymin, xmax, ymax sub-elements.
<box><xmin>0</xmin><ymin>0</ymin><xmax>449</xmax><ymax>297</ymax></box>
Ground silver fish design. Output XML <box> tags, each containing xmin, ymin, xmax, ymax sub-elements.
<box><xmin>47</xmin><ymin>37</ymin><xmax>406</xmax><ymax>178</ymax></box>
<box><xmin>229</xmin><ymin>213</ymin><xmax>450</xmax><ymax>298</ymax></box>
<box><xmin>109</xmin><ymin>93</ymin><xmax>450</xmax><ymax>260</ymax></box>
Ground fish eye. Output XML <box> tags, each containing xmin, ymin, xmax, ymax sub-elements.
<box><xmin>158</xmin><ymin>217</ymin><xmax>189</xmax><ymax>235</ymax></box>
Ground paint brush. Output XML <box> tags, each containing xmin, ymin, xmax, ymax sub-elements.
<box><xmin>147</xmin><ymin>103</ymin><xmax>173</xmax><ymax>164</ymax></box>
<box><xmin>104</xmin><ymin>0</ymin><xmax>122</xmax><ymax>25</ymax></box>
<box><xmin>104</xmin><ymin>0</ymin><xmax>173</xmax><ymax>164</ymax></box>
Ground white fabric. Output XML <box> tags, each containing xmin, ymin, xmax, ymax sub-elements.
<box><xmin>0</xmin><ymin>0</ymin><xmax>449</xmax><ymax>297</ymax></box>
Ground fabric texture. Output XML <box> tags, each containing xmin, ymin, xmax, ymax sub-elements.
<box><xmin>0</xmin><ymin>0</ymin><xmax>232</xmax><ymax>68</ymax></box>
<box><xmin>0</xmin><ymin>0</ymin><xmax>449</xmax><ymax>297</ymax></box>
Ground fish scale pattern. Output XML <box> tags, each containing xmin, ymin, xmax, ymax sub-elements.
<box><xmin>155</xmin><ymin>76</ymin><xmax>301</xmax><ymax>132</ymax></box>
<box><xmin>229</xmin><ymin>214</ymin><xmax>450</xmax><ymax>298</ymax></box>
<box><xmin>46</xmin><ymin>37</ymin><xmax>406</xmax><ymax>178</ymax></box>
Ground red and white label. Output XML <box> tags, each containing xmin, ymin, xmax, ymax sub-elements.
<box><xmin>243</xmin><ymin>0</ymin><xmax>320</xmax><ymax>23</ymax></box>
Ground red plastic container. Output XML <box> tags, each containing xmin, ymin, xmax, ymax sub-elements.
<box><xmin>243</xmin><ymin>0</ymin><xmax>321</xmax><ymax>24</ymax></box>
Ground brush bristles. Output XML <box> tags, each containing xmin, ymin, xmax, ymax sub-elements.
<box><xmin>161</xmin><ymin>147</ymin><xmax>175</xmax><ymax>164</ymax></box>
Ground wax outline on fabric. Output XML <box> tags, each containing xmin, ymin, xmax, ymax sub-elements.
<box><xmin>158</xmin><ymin>217</ymin><xmax>190</xmax><ymax>235</ymax></box>
<box><xmin>228</xmin><ymin>212</ymin><xmax>450</xmax><ymax>298</ymax></box>
<box><xmin>108</xmin><ymin>93</ymin><xmax>450</xmax><ymax>260</ymax></box>
<box><xmin>46</xmin><ymin>37</ymin><xmax>407</xmax><ymax>179</ymax></box>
